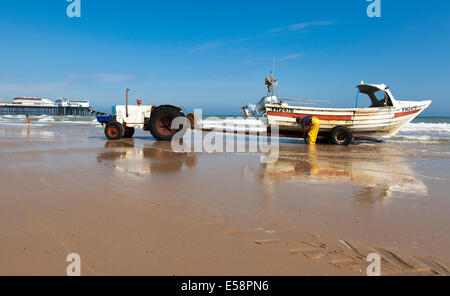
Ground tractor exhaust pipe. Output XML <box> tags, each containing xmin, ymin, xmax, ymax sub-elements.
<box><xmin>126</xmin><ymin>88</ymin><xmax>130</xmax><ymax>118</ymax></box>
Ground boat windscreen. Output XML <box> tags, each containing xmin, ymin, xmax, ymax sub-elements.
<box><xmin>358</xmin><ymin>84</ymin><xmax>381</xmax><ymax>94</ymax></box>
<box><xmin>357</xmin><ymin>85</ymin><xmax>393</xmax><ymax>107</ymax></box>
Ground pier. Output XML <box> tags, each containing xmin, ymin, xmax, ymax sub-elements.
<box><xmin>0</xmin><ymin>97</ymin><xmax>92</xmax><ymax>116</ymax></box>
<box><xmin>0</xmin><ymin>106</ymin><xmax>92</xmax><ymax>116</ymax></box>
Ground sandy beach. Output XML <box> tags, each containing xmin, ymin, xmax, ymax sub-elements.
<box><xmin>1</xmin><ymin>119</ymin><xmax>450</xmax><ymax>276</ymax></box>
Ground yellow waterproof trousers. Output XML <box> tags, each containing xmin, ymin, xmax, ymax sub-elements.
<box><xmin>307</xmin><ymin>117</ymin><xmax>320</xmax><ymax>145</ymax></box>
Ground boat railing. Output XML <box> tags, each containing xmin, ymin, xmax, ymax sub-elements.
<box><xmin>279</xmin><ymin>98</ymin><xmax>332</xmax><ymax>108</ymax></box>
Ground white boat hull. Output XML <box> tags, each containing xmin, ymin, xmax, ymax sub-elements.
<box><xmin>265</xmin><ymin>100</ymin><xmax>431</xmax><ymax>137</ymax></box>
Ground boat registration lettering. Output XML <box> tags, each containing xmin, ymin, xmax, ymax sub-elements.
<box><xmin>401</xmin><ymin>106</ymin><xmax>418</xmax><ymax>112</ymax></box>
<box><xmin>271</xmin><ymin>107</ymin><xmax>294</xmax><ymax>113</ymax></box>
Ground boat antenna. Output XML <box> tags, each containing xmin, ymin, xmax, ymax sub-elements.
<box><xmin>272</xmin><ymin>56</ymin><xmax>276</xmax><ymax>79</ymax></box>
<box><xmin>273</xmin><ymin>57</ymin><xmax>279</xmax><ymax>98</ymax></box>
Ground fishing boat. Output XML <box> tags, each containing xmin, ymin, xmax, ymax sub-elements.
<box><xmin>241</xmin><ymin>76</ymin><xmax>432</xmax><ymax>144</ymax></box>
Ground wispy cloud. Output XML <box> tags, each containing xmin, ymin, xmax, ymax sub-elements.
<box><xmin>239</xmin><ymin>54</ymin><xmax>303</xmax><ymax>67</ymax></box>
<box><xmin>269</xmin><ymin>20</ymin><xmax>333</xmax><ymax>33</ymax></box>
<box><xmin>279</xmin><ymin>53</ymin><xmax>304</xmax><ymax>61</ymax></box>
<box><xmin>188</xmin><ymin>21</ymin><xmax>333</xmax><ymax>55</ymax></box>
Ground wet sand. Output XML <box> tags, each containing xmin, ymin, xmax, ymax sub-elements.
<box><xmin>1</xmin><ymin>123</ymin><xmax>450</xmax><ymax>275</ymax></box>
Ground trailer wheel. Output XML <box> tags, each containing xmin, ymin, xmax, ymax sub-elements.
<box><xmin>124</xmin><ymin>127</ymin><xmax>135</xmax><ymax>138</ymax></box>
<box><xmin>330</xmin><ymin>126</ymin><xmax>352</xmax><ymax>146</ymax></box>
<box><xmin>105</xmin><ymin>122</ymin><xmax>124</xmax><ymax>140</ymax></box>
<box><xmin>150</xmin><ymin>107</ymin><xmax>185</xmax><ymax>141</ymax></box>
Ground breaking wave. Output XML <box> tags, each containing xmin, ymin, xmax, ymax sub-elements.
<box><xmin>388</xmin><ymin>121</ymin><xmax>450</xmax><ymax>144</ymax></box>
<box><xmin>0</xmin><ymin>115</ymin><xmax>100</xmax><ymax>126</ymax></box>
<box><xmin>401</xmin><ymin>122</ymin><xmax>450</xmax><ymax>133</ymax></box>
<box><xmin>201</xmin><ymin>117</ymin><xmax>267</xmax><ymax>133</ymax></box>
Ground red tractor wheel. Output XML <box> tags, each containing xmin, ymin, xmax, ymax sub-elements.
<box><xmin>105</xmin><ymin>122</ymin><xmax>124</xmax><ymax>140</ymax></box>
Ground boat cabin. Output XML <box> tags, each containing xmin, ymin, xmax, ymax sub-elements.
<box><xmin>357</xmin><ymin>82</ymin><xmax>399</xmax><ymax>108</ymax></box>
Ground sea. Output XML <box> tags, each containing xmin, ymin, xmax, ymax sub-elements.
<box><xmin>0</xmin><ymin>114</ymin><xmax>448</xmax><ymax>146</ymax></box>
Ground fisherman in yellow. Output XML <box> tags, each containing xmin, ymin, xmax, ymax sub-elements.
<box><xmin>297</xmin><ymin>116</ymin><xmax>320</xmax><ymax>145</ymax></box>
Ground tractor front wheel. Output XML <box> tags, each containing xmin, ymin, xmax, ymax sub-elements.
<box><xmin>105</xmin><ymin>122</ymin><xmax>124</xmax><ymax>141</ymax></box>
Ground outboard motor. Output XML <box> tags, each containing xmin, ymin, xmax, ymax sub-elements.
<box><xmin>242</xmin><ymin>104</ymin><xmax>257</xmax><ymax>117</ymax></box>
<box><xmin>242</xmin><ymin>96</ymin><xmax>279</xmax><ymax>118</ymax></box>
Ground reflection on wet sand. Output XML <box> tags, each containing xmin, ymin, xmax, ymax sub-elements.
<box><xmin>261</xmin><ymin>144</ymin><xmax>428</xmax><ymax>202</ymax></box>
<box><xmin>97</xmin><ymin>140</ymin><xmax>198</xmax><ymax>176</ymax></box>
<box><xmin>0</xmin><ymin>126</ymin><xmax>56</xmax><ymax>137</ymax></box>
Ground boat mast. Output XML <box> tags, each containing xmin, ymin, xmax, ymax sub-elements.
<box><xmin>265</xmin><ymin>57</ymin><xmax>279</xmax><ymax>98</ymax></box>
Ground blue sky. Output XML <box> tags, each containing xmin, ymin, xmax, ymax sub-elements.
<box><xmin>0</xmin><ymin>0</ymin><xmax>449</xmax><ymax>115</ymax></box>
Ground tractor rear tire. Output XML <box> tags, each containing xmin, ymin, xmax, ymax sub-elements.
<box><xmin>150</xmin><ymin>107</ymin><xmax>185</xmax><ymax>141</ymax></box>
<box><xmin>105</xmin><ymin>122</ymin><xmax>124</xmax><ymax>141</ymax></box>
<box><xmin>329</xmin><ymin>126</ymin><xmax>352</xmax><ymax>146</ymax></box>
<box><xmin>124</xmin><ymin>127</ymin><xmax>135</xmax><ymax>138</ymax></box>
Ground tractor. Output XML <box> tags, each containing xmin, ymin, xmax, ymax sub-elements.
<box><xmin>96</xmin><ymin>89</ymin><xmax>186</xmax><ymax>141</ymax></box>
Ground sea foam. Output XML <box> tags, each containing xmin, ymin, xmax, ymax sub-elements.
<box><xmin>402</xmin><ymin>122</ymin><xmax>450</xmax><ymax>133</ymax></box>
